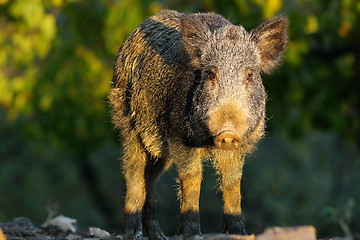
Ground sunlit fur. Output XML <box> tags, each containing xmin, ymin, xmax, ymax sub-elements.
<box><xmin>109</xmin><ymin>9</ymin><xmax>287</xmax><ymax>239</ymax></box>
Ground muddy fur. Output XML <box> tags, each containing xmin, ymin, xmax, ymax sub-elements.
<box><xmin>109</xmin><ymin>9</ymin><xmax>288</xmax><ymax>240</ymax></box>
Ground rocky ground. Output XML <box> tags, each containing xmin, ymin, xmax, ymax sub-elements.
<box><xmin>0</xmin><ymin>216</ymin><xmax>341</xmax><ymax>240</ymax></box>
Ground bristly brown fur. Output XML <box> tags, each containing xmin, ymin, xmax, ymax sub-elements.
<box><xmin>109</xmin><ymin>9</ymin><xmax>288</xmax><ymax>240</ymax></box>
<box><xmin>250</xmin><ymin>16</ymin><xmax>288</xmax><ymax>74</ymax></box>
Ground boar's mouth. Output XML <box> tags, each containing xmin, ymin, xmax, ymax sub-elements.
<box><xmin>182</xmin><ymin>129</ymin><xmax>242</xmax><ymax>150</ymax></box>
<box><xmin>182</xmin><ymin>121</ymin><xmax>243</xmax><ymax>150</ymax></box>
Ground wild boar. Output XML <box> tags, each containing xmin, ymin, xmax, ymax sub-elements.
<box><xmin>109</xmin><ymin>9</ymin><xmax>288</xmax><ymax>240</ymax></box>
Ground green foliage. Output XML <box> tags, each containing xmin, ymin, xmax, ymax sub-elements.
<box><xmin>0</xmin><ymin>0</ymin><xmax>359</xmax><ymax>238</ymax></box>
<box><xmin>244</xmin><ymin>132</ymin><xmax>360</xmax><ymax>236</ymax></box>
<box><xmin>322</xmin><ymin>198</ymin><xmax>355</xmax><ymax>240</ymax></box>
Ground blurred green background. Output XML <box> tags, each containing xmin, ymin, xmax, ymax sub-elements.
<box><xmin>0</xmin><ymin>0</ymin><xmax>359</xmax><ymax>239</ymax></box>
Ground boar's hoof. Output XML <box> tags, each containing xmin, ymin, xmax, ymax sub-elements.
<box><xmin>123</xmin><ymin>231</ymin><xmax>143</xmax><ymax>240</ymax></box>
<box><xmin>214</xmin><ymin>131</ymin><xmax>240</xmax><ymax>150</ymax></box>
<box><xmin>144</xmin><ymin>220</ymin><xmax>168</xmax><ymax>240</ymax></box>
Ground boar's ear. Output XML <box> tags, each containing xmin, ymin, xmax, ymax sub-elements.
<box><xmin>250</xmin><ymin>16</ymin><xmax>288</xmax><ymax>74</ymax></box>
<box><xmin>180</xmin><ymin>15</ymin><xmax>208</xmax><ymax>67</ymax></box>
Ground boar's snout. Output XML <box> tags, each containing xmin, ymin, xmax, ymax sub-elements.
<box><xmin>214</xmin><ymin>130</ymin><xmax>241</xmax><ymax>150</ymax></box>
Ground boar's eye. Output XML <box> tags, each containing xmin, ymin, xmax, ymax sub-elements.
<box><xmin>246</xmin><ymin>69</ymin><xmax>254</xmax><ymax>82</ymax></box>
<box><xmin>207</xmin><ymin>71</ymin><xmax>216</xmax><ymax>81</ymax></box>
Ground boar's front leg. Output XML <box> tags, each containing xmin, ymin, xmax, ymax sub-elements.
<box><xmin>212</xmin><ymin>151</ymin><xmax>247</xmax><ymax>235</ymax></box>
<box><xmin>174</xmin><ymin>147</ymin><xmax>205</xmax><ymax>239</ymax></box>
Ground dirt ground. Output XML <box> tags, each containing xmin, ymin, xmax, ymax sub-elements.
<box><xmin>0</xmin><ymin>216</ymin><xmax>328</xmax><ymax>240</ymax></box>
<box><xmin>0</xmin><ymin>216</ymin><xmax>249</xmax><ymax>240</ymax></box>
<box><xmin>0</xmin><ymin>217</ymin><xmax>121</xmax><ymax>240</ymax></box>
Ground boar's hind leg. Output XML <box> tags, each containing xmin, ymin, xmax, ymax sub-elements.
<box><xmin>212</xmin><ymin>152</ymin><xmax>247</xmax><ymax>235</ymax></box>
<box><xmin>143</xmin><ymin>155</ymin><xmax>168</xmax><ymax>240</ymax></box>
<box><xmin>175</xmin><ymin>148</ymin><xmax>204</xmax><ymax>239</ymax></box>
<box><xmin>123</xmin><ymin>139</ymin><xmax>147</xmax><ymax>240</ymax></box>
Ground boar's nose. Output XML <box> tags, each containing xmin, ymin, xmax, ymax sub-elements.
<box><xmin>214</xmin><ymin>131</ymin><xmax>241</xmax><ymax>150</ymax></box>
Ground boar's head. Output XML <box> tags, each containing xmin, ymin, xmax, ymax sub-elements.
<box><xmin>181</xmin><ymin>14</ymin><xmax>288</xmax><ymax>151</ymax></box>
